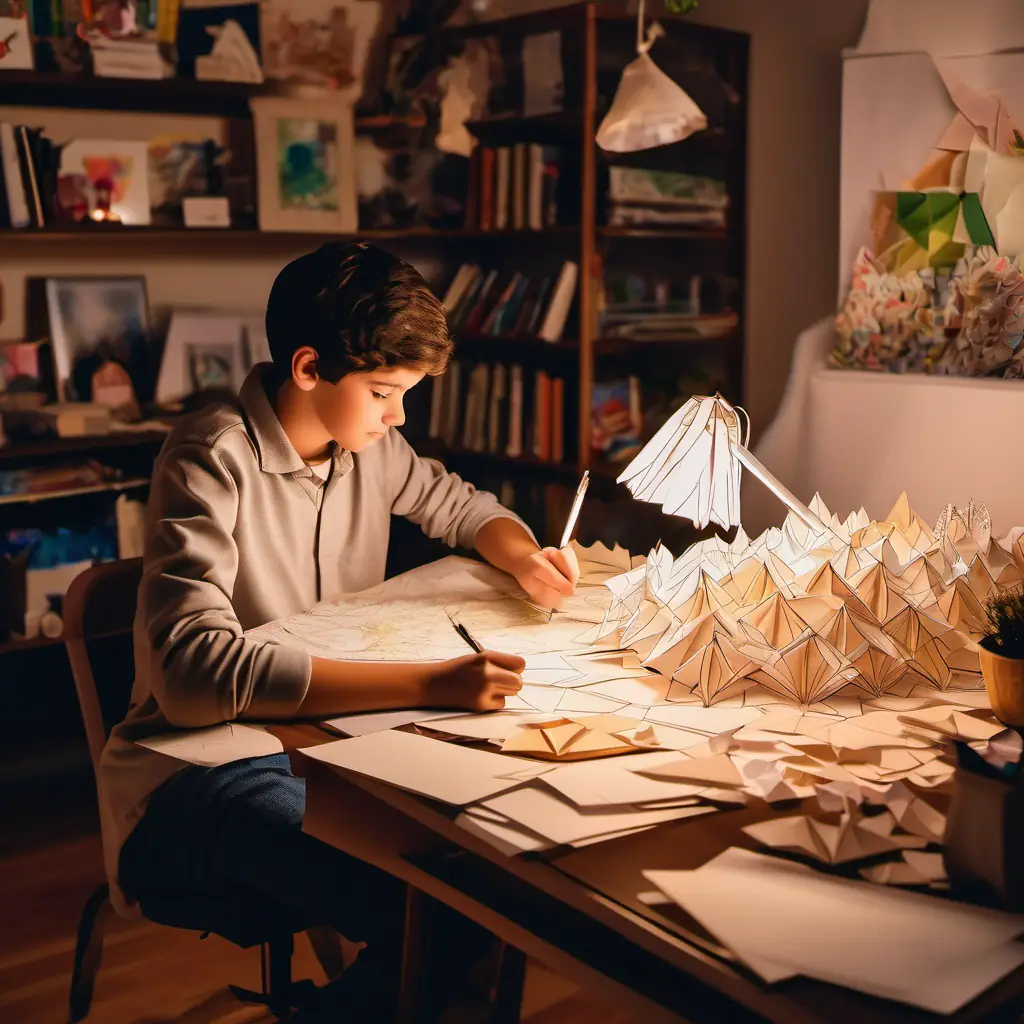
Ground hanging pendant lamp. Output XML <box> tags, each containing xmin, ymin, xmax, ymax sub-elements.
<box><xmin>596</xmin><ymin>0</ymin><xmax>707</xmax><ymax>153</ymax></box>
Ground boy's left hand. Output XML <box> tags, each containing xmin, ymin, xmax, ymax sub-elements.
<box><xmin>512</xmin><ymin>546</ymin><xmax>580</xmax><ymax>610</ymax></box>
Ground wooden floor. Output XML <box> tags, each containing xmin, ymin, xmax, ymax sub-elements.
<box><xmin>0</xmin><ymin>775</ymin><xmax>633</xmax><ymax>1024</ymax></box>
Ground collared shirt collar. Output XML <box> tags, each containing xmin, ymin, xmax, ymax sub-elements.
<box><xmin>239</xmin><ymin>364</ymin><xmax>353</xmax><ymax>477</ymax></box>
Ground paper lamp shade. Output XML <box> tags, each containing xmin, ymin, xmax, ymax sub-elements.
<box><xmin>617</xmin><ymin>395</ymin><xmax>744</xmax><ymax>530</ymax></box>
<box><xmin>596</xmin><ymin>51</ymin><xmax>708</xmax><ymax>153</ymax></box>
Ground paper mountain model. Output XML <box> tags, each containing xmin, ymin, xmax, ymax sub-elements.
<box><xmin>577</xmin><ymin>493</ymin><xmax>1021</xmax><ymax>707</ymax></box>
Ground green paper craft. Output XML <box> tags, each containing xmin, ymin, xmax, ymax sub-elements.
<box><xmin>896</xmin><ymin>192</ymin><xmax>959</xmax><ymax>248</ymax></box>
<box><xmin>959</xmin><ymin>192</ymin><xmax>997</xmax><ymax>248</ymax></box>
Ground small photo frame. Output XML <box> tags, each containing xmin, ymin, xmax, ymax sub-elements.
<box><xmin>250</xmin><ymin>95</ymin><xmax>357</xmax><ymax>233</ymax></box>
<box><xmin>0</xmin><ymin>341</ymin><xmax>52</xmax><ymax>402</ymax></box>
<box><xmin>156</xmin><ymin>309</ymin><xmax>264</xmax><ymax>405</ymax></box>
<box><xmin>188</xmin><ymin>342</ymin><xmax>243</xmax><ymax>392</ymax></box>
<box><xmin>59</xmin><ymin>139</ymin><xmax>152</xmax><ymax>225</ymax></box>
<box><xmin>37</xmin><ymin>276</ymin><xmax>153</xmax><ymax>404</ymax></box>
<box><xmin>0</xmin><ymin>15</ymin><xmax>34</xmax><ymax>70</ymax></box>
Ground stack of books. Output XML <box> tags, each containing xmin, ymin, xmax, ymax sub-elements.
<box><xmin>443</xmin><ymin>261</ymin><xmax>579</xmax><ymax>343</ymax></box>
<box><xmin>428</xmin><ymin>361</ymin><xmax>571</xmax><ymax>465</ymax></box>
<box><xmin>607</xmin><ymin>167</ymin><xmax>728</xmax><ymax>230</ymax></box>
<box><xmin>466</xmin><ymin>144</ymin><xmax>564</xmax><ymax>232</ymax></box>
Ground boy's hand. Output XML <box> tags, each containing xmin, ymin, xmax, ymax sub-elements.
<box><xmin>427</xmin><ymin>651</ymin><xmax>526</xmax><ymax>712</ymax></box>
<box><xmin>511</xmin><ymin>546</ymin><xmax>580</xmax><ymax>610</ymax></box>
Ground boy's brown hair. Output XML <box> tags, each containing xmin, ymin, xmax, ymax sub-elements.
<box><xmin>265</xmin><ymin>242</ymin><xmax>451</xmax><ymax>382</ymax></box>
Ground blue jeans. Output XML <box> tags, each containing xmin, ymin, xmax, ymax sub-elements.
<box><xmin>119</xmin><ymin>753</ymin><xmax>407</xmax><ymax>957</ymax></box>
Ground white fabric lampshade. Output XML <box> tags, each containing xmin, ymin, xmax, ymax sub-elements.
<box><xmin>596</xmin><ymin>19</ymin><xmax>708</xmax><ymax>153</ymax></box>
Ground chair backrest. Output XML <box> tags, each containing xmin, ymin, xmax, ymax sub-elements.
<box><xmin>63</xmin><ymin>558</ymin><xmax>143</xmax><ymax>779</ymax></box>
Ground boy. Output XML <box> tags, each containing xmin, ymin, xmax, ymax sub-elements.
<box><xmin>98</xmin><ymin>242</ymin><xmax>580</xmax><ymax>1019</ymax></box>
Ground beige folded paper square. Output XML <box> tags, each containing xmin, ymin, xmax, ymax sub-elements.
<box><xmin>501</xmin><ymin>714</ymin><xmax>644</xmax><ymax>761</ymax></box>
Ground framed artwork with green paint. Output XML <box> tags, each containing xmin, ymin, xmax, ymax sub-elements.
<box><xmin>251</xmin><ymin>96</ymin><xmax>357</xmax><ymax>233</ymax></box>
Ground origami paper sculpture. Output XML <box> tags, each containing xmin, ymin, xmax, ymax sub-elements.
<box><xmin>501</xmin><ymin>714</ymin><xmax>645</xmax><ymax>761</ymax></box>
<box><xmin>742</xmin><ymin>803</ymin><xmax>927</xmax><ymax>866</ymax></box>
<box><xmin>752</xmin><ymin>632</ymin><xmax>858</xmax><ymax>706</ymax></box>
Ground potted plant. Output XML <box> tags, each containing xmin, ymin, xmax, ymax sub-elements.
<box><xmin>980</xmin><ymin>587</ymin><xmax>1024</xmax><ymax>726</ymax></box>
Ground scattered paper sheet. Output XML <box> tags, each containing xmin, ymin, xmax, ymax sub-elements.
<box><xmin>300</xmin><ymin>731</ymin><xmax>528</xmax><ymax>806</ymax></box>
<box><xmin>636</xmin><ymin>752</ymin><xmax>744</xmax><ymax>788</ymax></box>
<box><xmin>644</xmin><ymin>847</ymin><xmax>1024</xmax><ymax>1014</ymax></box>
<box><xmin>323</xmin><ymin>709</ymin><xmax>460</xmax><ymax>737</ymax></box>
<box><xmin>480</xmin><ymin>786</ymin><xmax>713</xmax><ymax>846</ymax></box>
<box><xmin>136</xmin><ymin>724</ymin><xmax>283</xmax><ymax>766</ymax></box>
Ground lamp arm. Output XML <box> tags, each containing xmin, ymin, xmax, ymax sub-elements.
<box><xmin>731</xmin><ymin>443</ymin><xmax>837</xmax><ymax>539</ymax></box>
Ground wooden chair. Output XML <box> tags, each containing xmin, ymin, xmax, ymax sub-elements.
<box><xmin>63</xmin><ymin>558</ymin><xmax>343</xmax><ymax>1022</ymax></box>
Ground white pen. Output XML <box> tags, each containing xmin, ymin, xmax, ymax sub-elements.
<box><xmin>558</xmin><ymin>470</ymin><xmax>590</xmax><ymax>550</ymax></box>
<box><xmin>547</xmin><ymin>471</ymin><xmax>589</xmax><ymax>621</ymax></box>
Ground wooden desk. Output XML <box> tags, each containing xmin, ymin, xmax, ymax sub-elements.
<box><xmin>291</xmin><ymin>743</ymin><xmax>1024</xmax><ymax>1024</ymax></box>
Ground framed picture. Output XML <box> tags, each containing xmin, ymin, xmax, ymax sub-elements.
<box><xmin>260</xmin><ymin>0</ymin><xmax>382</xmax><ymax>98</ymax></box>
<box><xmin>250</xmin><ymin>95</ymin><xmax>357</xmax><ymax>233</ymax></box>
<box><xmin>0</xmin><ymin>14</ymin><xmax>34</xmax><ymax>70</ymax></box>
<box><xmin>0</xmin><ymin>341</ymin><xmax>51</xmax><ymax>403</ymax></box>
<box><xmin>188</xmin><ymin>341</ymin><xmax>243</xmax><ymax>392</ymax></box>
<box><xmin>39</xmin><ymin>277</ymin><xmax>153</xmax><ymax>404</ymax></box>
<box><xmin>59</xmin><ymin>139</ymin><xmax>152</xmax><ymax>224</ymax></box>
<box><xmin>156</xmin><ymin>309</ymin><xmax>265</xmax><ymax>404</ymax></box>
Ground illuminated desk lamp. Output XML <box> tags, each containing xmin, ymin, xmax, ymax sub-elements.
<box><xmin>615</xmin><ymin>394</ymin><xmax>835</xmax><ymax>537</ymax></box>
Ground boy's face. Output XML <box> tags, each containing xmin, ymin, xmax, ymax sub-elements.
<box><xmin>312</xmin><ymin>365</ymin><xmax>425</xmax><ymax>452</ymax></box>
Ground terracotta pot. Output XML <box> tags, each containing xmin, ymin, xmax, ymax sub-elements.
<box><xmin>979</xmin><ymin>643</ymin><xmax>1024</xmax><ymax>727</ymax></box>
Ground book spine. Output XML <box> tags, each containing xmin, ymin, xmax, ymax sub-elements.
<box><xmin>512</xmin><ymin>142</ymin><xmax>526</xmax><ymax>231</ymax></box>
<box><xmin>538</xmin><ymin>261</ymin><xmax>579</xmax><ymax>342</ymax></box>
<box><xmin>494</xmin><ymin>146</ymin><xmax>510</xmax><ymax>231</ymax></box>
<box><xmin>506</xmin><ymin>364</ymin><xmax>523</xmax><ymax>458</ymax></box>
<box><xmin>17</xmin><ymin>127</ymin><xmax>45</xmax><ymax>228</ymax></box>
<box><xmin>527</xmin><ymin>143</ymin><xmax>543</xmax><ymax>231</ymax></box>
<box><xmin>157</xmin><ymin>0</ymin><xmax>180</xmax><ymax>45</ymax></box>
<box><xmin>551</xmin><ymin>377</ymin><xmax>564</xmax><ymax>464</ymax></box>
<box><xmin>533</xmin><ymin>370</ymin><xmax>552</xmax><ymax>461</ymax></box>
<box><xmin>2</xmin><ymin>124</ymin><xmax>32</xmax><ymax>229</ymax></box>
<box><xmin>479</xmin><ymin>148</ymin><xmax>495</xmax><ymax>232</ymax></box>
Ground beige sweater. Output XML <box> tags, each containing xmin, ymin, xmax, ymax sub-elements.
<box><xmin>98</xmin><ymin>365</ymin><xmax>527</xmax><ymax>914</ymax></box>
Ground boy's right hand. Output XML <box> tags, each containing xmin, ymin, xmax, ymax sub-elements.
<box><xmin>427</xmin><ymin>651</ymin><xmax>526</xmax><ymax>712</ymax></box>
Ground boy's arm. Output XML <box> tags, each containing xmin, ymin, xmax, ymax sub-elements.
<box><xmin>141</xmin><ymin>443</ymin><xmax>311</xmax><ymax>728</ymax></box>
<box><xmin>144</xmin><ymin>443</ymin><xmax>524</xmax><ymax>725</ymax></box>
<box><xmin>387</xmin><ymin>432</ymin><xmax>580</xmax><ymax>607</ymax></box>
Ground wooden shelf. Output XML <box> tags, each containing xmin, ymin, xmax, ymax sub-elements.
<box><xmin>466</xmin><ymin>111</ymin><xmax>583</xmax><ymax>147</ymax></box>
<box><xmin>0</xmin><ymin>430</ymin><xmax>169</xmax><ymax>462</ymax></box>
<box><xmin>456</xmin><ymin>335</ymin><xmax>578</xmax><ymax>364</ymax></box>
<box><xmin>594</xmin><ymin>331</ymin><xmax>741</xmax><ymax>354</ymax></box>
<box><xmin>0</xmin><ymin>633</ymin><xmax>63</xmax><ymax>656</ymax></box>
<box><xmin>0</xmin><ymin>477</ymin><xmax>149</xmax><ymax>507</ymax></box>
<box><xmin>0</xmin><ymin>225</ymin><xmax>580</xmax><ymax>253</ymax></box>
<box><xmin>598</xmin><ymin>226</ymin><xmax>728</xmax><ymax>240</ymax></box>
<box><xmin>0</xmin><ymin>69</ymin><xmax>281</xmax><ymax>117</ymax></box>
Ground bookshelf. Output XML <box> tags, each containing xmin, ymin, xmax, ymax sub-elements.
<box><xmin>418</xmin><ymin>3</ymin><xmax>748</xmax><ymax>535</ymax></box>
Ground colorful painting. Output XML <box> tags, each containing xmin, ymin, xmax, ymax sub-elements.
<box><xmin>59</xmin><ymin>139</ymin><xmax>151</xmax><ymax>224</ymax></box>
<box><xmin>277</xmin><ymin>118</ymin><xmax>338</xmax><ymax>211</ymax></box>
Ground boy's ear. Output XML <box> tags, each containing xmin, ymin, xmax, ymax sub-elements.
<box><xmin>291</xmin><ymin>347</ymin><xmax>319</xmax><ymax>391</ymax></box>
